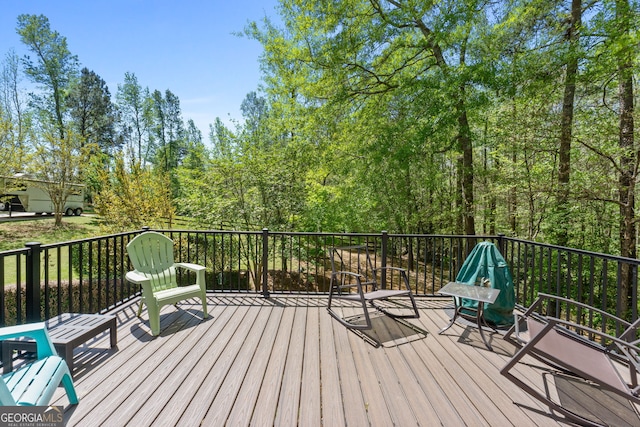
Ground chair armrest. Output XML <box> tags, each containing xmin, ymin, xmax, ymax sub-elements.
<box><xmin>374</xmin><ymin>266</ymin><xmax>407</xmax><ymax>273</ymax></box>
<box><xmin>373</xmin><ymin>266</ymin><xmax>412</xmax><ymax>291</ymax></box>
<box><xmin>0</xmin><ymin>322</ymin><xmax>57</xmax><ymax>358</ymax></box>
<box><xmin>333</xmin><ymin>271</ymin><xmax>365</xmax><ymax>278</ymax></box>
<box><xmin>175</xmin><ymin>262</ymin><xmax>205</xmax><ymax>272</ymax></box>
<box><xmin>175</xmin><ymin>263</ymin><xmax>207</xmax><ymax>291</ymax></box>
<box><xmin>0</xmin><ymin>322</ymin><xmax>48</xmax><ymax>341</ymax></box>
<box><xmin>536</xmin><ymin>293</ymin><xmax>631</xmax><ymax>327</ymax></box>
<box><xmin>504</xmin><ymin>292</ymin><xmax>634</xmax><ymax>344</ymax></box>
<box><xmin>332</xmin><ymin>271</ymin><xmax>367</xmax><ymax>283</ymax></box>
<box><xmin>125</xmin><ymin>270</ymin><xmax>151</xmax><ymax>285</ymax></box>
<box><xmin>125</xmin><ymin>271</ymin><xmax>154</xmax><ymax>296</ymax></box>
<box><xmin>331</xmin><ymin>271</ymin><xmax>368</xmax><ymax>295</ymax></box>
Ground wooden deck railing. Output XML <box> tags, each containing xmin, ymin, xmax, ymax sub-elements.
<box><xmin>1</xmin><ymin>228</ymin><xmax>638</xmax><ymax>328</ymax></box>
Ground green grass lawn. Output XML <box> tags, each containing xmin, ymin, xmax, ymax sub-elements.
<box><xmin>0</xmin><ymin>215</ymin><xmax>102</xmax><ymax>252</ymax></box>
<box><xmin>1</xmin><ymin>215</ymin><xmax>103</xmax><ymax>286</ymax></box>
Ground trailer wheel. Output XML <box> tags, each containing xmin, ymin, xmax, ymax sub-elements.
<box><xmin>65</xmin><ymin>208</ymin><xmax>74</xmax><ymax>216</ymax></box>
<box><xmin>0</xmin><ymin>202</ymin><xmax>5</xmax><ymax>211</ymax></box>
<box><xmin>74</xmin><ymin>208</ymin><xmax>83</xmax><ymax>216</ymax></box>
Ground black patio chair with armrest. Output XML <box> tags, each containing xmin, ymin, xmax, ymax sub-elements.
<box><xmin>501</xmin><ymin>293</ymin><xmax>640</xmax><ymax>426</ymax></box>
<box><xmin>327</xmin><ymin>245</ymin><xmax>419</xmax><ymax>330</ymax></box>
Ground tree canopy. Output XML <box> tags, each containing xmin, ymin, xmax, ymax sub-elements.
<box><xmin>0</xmin><ymin>5</ymin><xmax>638</xmax><ymax>263</ymax></box>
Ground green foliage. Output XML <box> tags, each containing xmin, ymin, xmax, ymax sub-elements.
<box><xmin>0</xmin><ymin>6</ymin><xmax>638</xmax><ymax>271</ymax></box>
<box><xmin>16</xmin><ymin>14</ymin><xmax>78</xmax><ymax>138</ymax></box>
<box><xmin>0</xmin><ymin>111</ymin><xmax>17</xmax><ymax>175</ymax></box>
<box><xmin>26</xmin><ymin>128</ymin><xmax>91</xmax><ymax>226</ymax></box>
<box><xmin>67</xmin><ymin>67</ymin><xmax>120</xmax><ymax>155</ymax></box>
<box><xmin>116</xmin><ymin>72</ymin><xmax>154</xmax><ymax>166</ymax></box>
<box><xmin>0</xmin><ymin>50</ymin><xmax>30</xmax><ymax>174</ymax></box>
<box><xmin>93</xmin><ymin>155</ymin><xmax>174</xmax><ymax>232</ymax></box>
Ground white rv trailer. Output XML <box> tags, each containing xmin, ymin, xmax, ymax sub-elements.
<box><xmin>0</xmin><ymin>175</ymin><xmax>84</xmax><ymax>216</ymax></box>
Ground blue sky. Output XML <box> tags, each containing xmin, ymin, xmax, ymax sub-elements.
<box><xmin>0</xmin><ymin>0</ymin><xmax>280</xmax><ymax>136</ymax></box>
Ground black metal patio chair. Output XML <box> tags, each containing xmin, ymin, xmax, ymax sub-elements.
<box><xmin>501</xmin><ymin>293</ymin><xmax>640</xmax><ymax>426</ymax></box>
<box><xmin>327</xmin><ymin>245</ymin><xmax>419</xmax><ymax>330</ymax></box>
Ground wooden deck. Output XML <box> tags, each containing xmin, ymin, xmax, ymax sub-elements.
<box><xmin>44</xmin><ymin>295</ymin><xmax>606</xmax><ymax>426</ymax></box>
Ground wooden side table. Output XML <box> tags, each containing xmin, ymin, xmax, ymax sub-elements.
<box><xmin>1</xmin><ymin>313</ymin><xmax>117</xmax><ymax>376</ymax></box>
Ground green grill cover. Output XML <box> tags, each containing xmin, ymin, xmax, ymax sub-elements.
<box><xmin>456</xmin><ymin>241</ymin><xmax>515</xmax><ymax>326</ymax></box>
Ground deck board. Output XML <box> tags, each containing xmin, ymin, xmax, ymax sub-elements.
<box><xmin>176</xmin><ymin>302</ymin><xmax>260</xmax><ymax>426</ymax></box>
<box><xmin>274</xmin><ymin>304</ymin><xmax>306</xmax><ymax>427</ymax></box>
<box><xmin>347</xmin><ymin>322</ymin><xmax>396</xmax><ymax>427</ymax></box>
<box><xmin>45</xmin><ymin>295</ymin><xmax>599</xmax><ymax>426</ymax></box>
<box><xmin>318</xmin><ymin>299</ymin><xmax>346</xmax><ymax>427</ymax></box>
<box><xmin>203</xmin><ymin>299</ymin><xmax>274</xmax><ymax>426</ymax></box>
<box><xmin>332</xmin><ymin>310</ymin><xmax>371</xmax><ymax>426</ymax></box>
<box><xmin>153</xmin><ymin>303</ymin><xmax>244</xmax><ymax>426</ymax></box>
<box><xmin>298</xmin><ymin>302</ymin><xmax>321</xmax><ymax>427</ymax></box>
<box><xmin>250</xmin><ymin>299</ymin><xmax>297</xmax><ymax>426</ymax></box>
<box><xmin>225</xmin><ymin>303</ymin><xmax>283</xmax><ymax>426</ymax></box>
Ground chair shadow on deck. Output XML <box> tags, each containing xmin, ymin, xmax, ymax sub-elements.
<box><xmin>345</xmin><ymin>312</ymin><xmax>427</xmax><ymax>348</ymax></box>
<box><xmin>456</xmin><ymin>327</ymin><xmax>514</xmax><ymax>356</ymax></box>
<box><xmin>441</xmin><ymin>305</ymin><xmax>514</xmax><ymax>356</ymax></box>
<box><xmin>132</xmin><ymin>305</ymin><xmax>212</xmax><ymax>342</ymax></box>
<box><xmin>545</xmin><ymin>372</ymin><xmax>640</xmax><ymax>427</ymax></box>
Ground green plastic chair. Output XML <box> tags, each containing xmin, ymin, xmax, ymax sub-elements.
<box><xmin>0</xmin><ymin>323</ymin><xmax>78</xmax><ymax>406</ymax></box>
<box><xmin>126</xmin><ymin>231</ymin><xmax>208</xmax><ymax>336</ymax></box>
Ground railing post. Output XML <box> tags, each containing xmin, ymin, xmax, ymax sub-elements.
<box><xmin>497</xmin><ymin>233</ymin><xmax>505</xmax><ymax>254</ymax></box>
<box><xmin>381</xmin><ymin>231</ymin><xmax>388</xmax><ymax>289</ymax></box>
<box><xmin>25</xmin><ymin>242</ymin><xmax>42</xmax><ymax>323</ymax></box>
<box><xmin>262</xmin><ymin>228</ymin><xmax>270</xmax><ymax>298</ymax></box>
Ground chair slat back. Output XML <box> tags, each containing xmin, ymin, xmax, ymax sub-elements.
<box><xmin>127</xmin><ymin>232</ymin><xmax>178</xmax><ymax>292</ymax></box>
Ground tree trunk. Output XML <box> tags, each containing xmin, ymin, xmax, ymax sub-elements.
<box><xmin>555</xmin><ymin>0</ymin><xmax>581</xmax><ymax>247</ymax></box>
<box><xmin>413</xmin><ymin>16</ymin><xmax>475</xmax><ymax>235</ymax></box>
<box><xmin>616</xmin><ymin>0</ymin><xmax>635</xmax><ymax>316</ymax></box>
<box><xmin>458</xmin><ymin>103</ymin><xmax>475</xmax><ymax>236</ymax></box>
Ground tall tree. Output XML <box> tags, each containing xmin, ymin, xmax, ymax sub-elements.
<box><xmin>151</xmin><ymin>89</ymin><xmax>185</xmax><ymax>172</ymax></box>
<box><xmin>555</xmin><ymin>0</ymin><xmax>583</xmax><ymax>247</ymax></box>
<box><xmin>209</xmin><ymin>117</ymin><xmax>237</xmax><ymax>159</ymax></box>
<box><xmin>116</xmin><ymin>72</ymin><xmax>153</xmax><ymax>165</ymax></box>
<box><xmin>16</xmin><ymin>14</ymin><xmax>78</xmax><ymax>140</ymax></box>
<box><xmin>182</xmin><ymin>119</ymin><xmax>206</xmax><ymax>171</ymax></box>
<box><xmin>248</xmin><ymin>0</ymin><xmax>494</xmax><ymax>234</ymax></box>
<box><xmin>67</xmin><ymin>67</ymin><xmax>120</xmax><ymax>155</ymax></box>
<box><xmin>613</xmin><ymin>0</ymin><xmax>636</xmax><ymax>314</ymax></box>
<box><xmin>241</xmin><ymin>91</ymin><xmax>268</xmax><ymax>142</ymax></box>
<box><xmin>0</xmin><ymin>50</ymin><xmax>30</xmax><ymax>173</ymax></box>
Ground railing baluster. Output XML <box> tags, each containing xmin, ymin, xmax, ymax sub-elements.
<box><xmin>0</xmin><ymin>252</ymin><xmax>5</xmax><ymax>326</ymax></box>
<box><xmin>25</xmin><ymin>242</ymin><xmax>41</xmax><ymax>323</ymax></box>
<box><xmin>44</xmin><ymin>248</ymin><xmax>50</xmax><ymax>320</ymax></box>
<box><xmin>262</xmin><ymin>228</ymin><xmax>269</xmax><ymax>297</ymax></box>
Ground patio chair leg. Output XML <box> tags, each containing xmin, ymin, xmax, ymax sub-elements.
<box><xmin>144</xmin><ymin>303</ymin><xmax>160</xmax><ymax>336</ymax></box>
<box><xmin>200</xmin><ymin>292</ymin><xmax>208</xmax><ymax>318</ymax></box>
<box><xmin>61</xmin><ymin>371</ymin><xmax>79</xmax><ymax>404</ymax></box>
